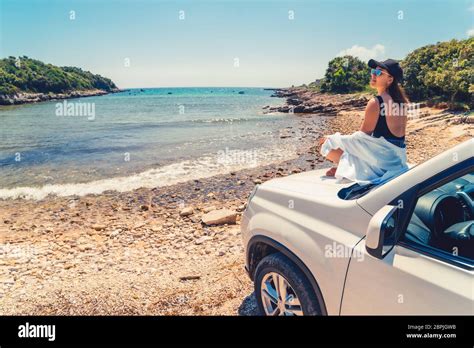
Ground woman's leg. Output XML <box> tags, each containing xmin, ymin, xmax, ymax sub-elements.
<box><xmin>324</xmin><ymin>148</ymin><xmax>343</xmax><ymax>176</ymax></box>
<box><xmin>326</xmin><ymin>148</ymin><xmax>343</xmax><ymax>163</ymax></box>
<box><xmin>318</xmin><ymin>137</ymin><xmax>343</xmax><ymax>176</ymax></box>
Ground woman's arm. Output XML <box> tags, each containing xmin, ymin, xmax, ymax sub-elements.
<box><xmin>359</xmin><ymin>98</ymin><xmax>379</xmax><ymax>135</ymax></box>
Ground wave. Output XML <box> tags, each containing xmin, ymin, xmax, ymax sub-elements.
<box><xmin>189</xmin><ymin>115</ymin><xmax>284</xmax><ymax>124</ymax></box>
<box><xmin>105</xmin><ymin>115</ymin><xmax>284</xmax><ymax>131</ymax></box>
<box><xmin>0</xmin><ymin>144</ymin><xmax>299</xmax><ymax>200</ymax></box>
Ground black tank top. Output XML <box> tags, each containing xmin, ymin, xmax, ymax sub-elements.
<box><xmin>371</xmin><ymin>95</ymin><xmax>405</xmax><ymax>142</ymax></box>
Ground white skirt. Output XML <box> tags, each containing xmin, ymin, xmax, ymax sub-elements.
<box><xmin>320</xmin><ymin>131</ymin><xmax>409</xmax><ymax>185</ymax></box>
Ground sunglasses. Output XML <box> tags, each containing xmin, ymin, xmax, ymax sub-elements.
<box><xmin>371</xmin><ymin>68</ymin><xmax>390</xmax><ymax>77</ymax></box>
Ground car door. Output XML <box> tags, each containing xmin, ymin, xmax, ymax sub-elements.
<box><xmin>340</xmin><ymin>165</ymin><xmax>474</xmax><ymax>315</ymax></box>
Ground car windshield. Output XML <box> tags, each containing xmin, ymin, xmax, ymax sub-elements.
<box><xmin>338</xmin><ymin>183</ymin><xmax>378</xmax><ymax>200</ymax></box>
<box><xmin>338</xmin><ymin>162</ymin><xmax>421</xmax><ymax>200</ymax></box>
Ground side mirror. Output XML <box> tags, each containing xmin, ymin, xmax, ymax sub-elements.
<box><xmin>366</xmin><ymin>205</ymin><xmax>399</xmax><ymax>259</ymax></box>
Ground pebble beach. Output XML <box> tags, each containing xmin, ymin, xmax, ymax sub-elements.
<box><xmin>0</xmin><ymin>87</ymin><xmax>472</xmax><ymax>315</ymax></box>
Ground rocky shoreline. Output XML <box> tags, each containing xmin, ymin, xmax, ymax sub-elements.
<box><xmin>0</xmin><ymin>87</ymin><xmax>472</xmax><ymax>315</ymax></box>
<box><xmin>264</xmin><ymin>87</ymin><xmax>370</xmax><ymax>115</ymax></box>
<box><xmin>0</xmin><ymin>88</ymin><xmax>124</xmax><ymax>106</ymax></box>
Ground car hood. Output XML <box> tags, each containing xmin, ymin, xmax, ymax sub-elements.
<box><xmin>253</xmin><ymin>168</ymin><xmax>372</xmax><ymax>237</ymax></box>
<box><xmin>261</xmin><ymin>168</ymin><xmax>355</xmax><ymax>199</ymax></box>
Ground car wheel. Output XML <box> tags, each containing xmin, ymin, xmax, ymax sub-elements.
<box><xmin>254</xmin><ymin>252</ymin><xmax>321</xmax><ymax>316</ymax></box>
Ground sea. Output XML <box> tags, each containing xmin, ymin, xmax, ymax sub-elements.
<box><xmin>0</xmin><ymin>87</ymin><xmax>309</xmax><ymax>200</ymax></box>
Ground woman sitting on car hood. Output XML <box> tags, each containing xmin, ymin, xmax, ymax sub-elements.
<box><xmin>320</xmin><ymin>58</ymin><xmax>410</xmax><ymax>185</ymax></box>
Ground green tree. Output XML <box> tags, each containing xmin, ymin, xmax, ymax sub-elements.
<box><xmin>320</xmin><ymin>56</ymin><xmax>370</xmax><ymax>93</ymax></box>
<box><xmin>0</xmin><ymin>56</ymin><xmax>118</xmax><ymax>96</ymax></box>
<box><xmin>401</xmin><ymin>38</ymin><xmax>473</xmax><ymax>108</ymax></box>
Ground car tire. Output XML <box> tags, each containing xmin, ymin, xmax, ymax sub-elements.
<box><xmin>254</xmin><ymin>252</ymin><xmax>321</xmax><ymax>316</ymax></box>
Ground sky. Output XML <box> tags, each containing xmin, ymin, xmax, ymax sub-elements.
<box><xmin>1</xmin><ymin>0</ymin><xmax>473</xmax><ymax>88</ymax></box>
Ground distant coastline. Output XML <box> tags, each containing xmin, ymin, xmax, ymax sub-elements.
<box><xmin>0</xmin><ymin>88</ymin><xmax>124</xmax><ymax>106</ymax></box>
<box><xmin>0</xmin><ymin>56</ymin><xmax>121</xmax><ymax>106</ymax></box>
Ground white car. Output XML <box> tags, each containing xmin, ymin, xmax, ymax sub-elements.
<box><xmin>241</xmin><ymin>139</ymin><xmax>473</xmax><ymax>315</ymax></box>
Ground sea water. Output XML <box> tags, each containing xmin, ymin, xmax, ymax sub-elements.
<box><xmin>0</xmin><ymin>87</ymin><xmax>305</xmax><ymax>199</ymax></box>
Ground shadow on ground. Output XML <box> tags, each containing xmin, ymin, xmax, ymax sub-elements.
<box><xmin>238</xmin><ymin>291</ymin><xmax>260</xmax><ymax>316</ymax></box>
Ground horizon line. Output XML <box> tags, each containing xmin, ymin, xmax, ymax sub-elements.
<box><xmin>119</xmin><ymin>86</ymin><xmax>293</xmax><ymax>89</ymax></box>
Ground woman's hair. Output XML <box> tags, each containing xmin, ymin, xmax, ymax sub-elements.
<box><xmin>388</xmin><ymin>78</ymin><xmax>409</xmax><ymax>104</ymax></box>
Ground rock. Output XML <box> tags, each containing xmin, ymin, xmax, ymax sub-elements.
<box><xmin>0</xmin><ymin>277</ymin><xmax>15</xmax><ymax>284</ymax></box>
<box><xmin>253</xmin><ymin>179</ymin><xmax>262</xmax><ymax>184</ymax></box>
<box><xmin>140</xmin><ymin>205</ymin><xmax>149</xmax><ymax>211</ymax></box>
<box><xmin>237</xmin><ymin>203</ymin><xmax>247</xmax><ymax>212</ymax></box>
<box><xmin>151</xmin><ymin>226</ymin><xmax>162</xmax><ymax>232</ymax></box>
<box><xmin>92</xmin><ymin>224</ymin><xmax>106</xmax><ymax>231</ymax></box>
<box><xmin>270</xmin><ymin>89</ymin><xmax>297</xmax><ymax>98</ymax></box>
<box><xmin>179</xmin><ymin>275</ymin><xmax>201</xmax><ymax>281</ymax></box>
<box><xmin>179</xmin><ymin>207</ymin><xmax>194</xmax><ymax>217</ymax></box>
<box><xmin>292</xmin><ymin>105</ymin><xmax>306</xmax><ymax>113</ymax></box>
<box><xmin>287</xmin><ymin>98</ymin><xmax>303</xmax><ymax>106</ymax></box>
<box><xmin>202</xmin><ymin>206</ymin><xmax>216</xmax><ymax>213</ymax></box>
<box><xmin>195</xmin><ymin>236</ymin><xmax>212</xmax><ymax>245</ymax></box>
<box><xmin>201</xmin><ymin>209</ymin><xmax>237</xmax><ymax>226</ymax></box>
<box><xmin>110</xmin><ymin>229</ymin><xmax>121</xmax><ymax>237</ymax></box>
<box><xmin>133</xmin><ymin>222</ymin><xmax>146</xmax><ymax>229</ymax></box>
<box><xmin>77</xmin><ymin>244</ymin><xmax>92</xmax><ymax>252</ymax></box>
<box><xmin>189</xmin><ymin>216</ymin><xmax>200</xmax><ymax>223</ymax></box>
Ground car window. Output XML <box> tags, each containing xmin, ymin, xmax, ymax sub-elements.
<box><xmin>402</xmin><ymin>172</ymin><xmax>474</xmax><ymax>262</ymax></box>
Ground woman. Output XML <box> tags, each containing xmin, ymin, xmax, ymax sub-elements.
<box><xmin>319</xmin><ymin>58</ymin><xmax>410</xmax><ymax>184</ymax></box>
